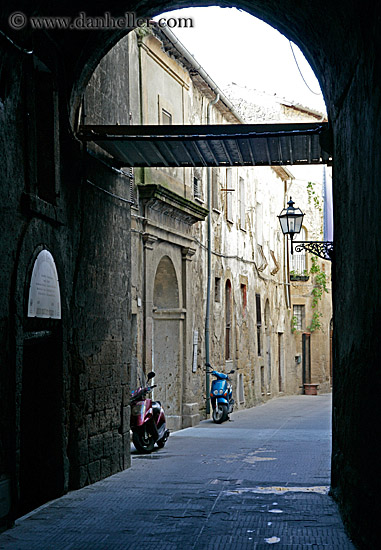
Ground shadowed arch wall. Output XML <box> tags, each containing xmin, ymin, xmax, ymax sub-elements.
<box><xmin>153</xmin><ymin>256</ymin><xmax>179</xmax><ymax>310</ymax></box>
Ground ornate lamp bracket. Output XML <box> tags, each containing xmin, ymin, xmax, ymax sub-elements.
<box><xmin>293</xmin><ymin>241</ymin><xmax>334</xmax><ymax>261</ymax></box>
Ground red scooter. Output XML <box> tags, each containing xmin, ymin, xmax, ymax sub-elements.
<box><xmin>130</xmin><ymin>372</ymin><xmax>169</xmax><ymax>453</ymax></box>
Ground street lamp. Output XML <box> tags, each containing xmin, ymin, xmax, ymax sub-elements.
<box><xmin>278</xmin><ymin>197</ymin><xmax>334</xmax><ymax>261</ymax></box>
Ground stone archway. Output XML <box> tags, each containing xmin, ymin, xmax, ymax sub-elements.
<box><xmin>152</xmin><ymin>255</ymin><xmax>183</xmax><ymax>430</ymax></box>
<box><xmin>64</xmin><ymin>6</ymin><xmax>381</xmax><ymax>544</ymax></box>
<box><xmin>8</xmin><ymin>239</ymin><xmax>68</xmax><ymax>518</ymax></box>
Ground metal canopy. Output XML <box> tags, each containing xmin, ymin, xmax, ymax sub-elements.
<box><xmin>79</xmin><ymin>122</ymin><xmax>331</xmax><ymax>168</ymax></box>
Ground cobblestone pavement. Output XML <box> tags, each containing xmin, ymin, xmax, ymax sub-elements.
<box><xmin>0</xmin><ymin>394</ymin><xmax>356</xmax><ymax>549</ymax></box>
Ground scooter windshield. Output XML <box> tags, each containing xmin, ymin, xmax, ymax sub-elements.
<box><xmin>212</xmin><ymin>371</ymin><xmax>228</xmax><ymax>380</ymax></box>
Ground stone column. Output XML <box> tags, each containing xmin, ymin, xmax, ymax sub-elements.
<box><xmin>142</xmin><ymin>233</ymin><xmax>157</xmax><ymax>373</ymax></box>
<box><xmin>181</xmin><ymin>246</ymin><xmax>199</xmax><ymax>428</ymax></box>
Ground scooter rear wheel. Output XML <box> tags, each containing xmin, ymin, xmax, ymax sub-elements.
<box><xmin>212</xmin><ymin>403</ymin><xmax>228</xmax><ymax>424</ymax></box>
<box><xmin>133</xmin><ymin>429</ymin><xmax>155</xmax><ymax>453</ymax></box>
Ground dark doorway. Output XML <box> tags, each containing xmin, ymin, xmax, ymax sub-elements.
<box><xmin>225</xmin><ymin>280</ymin><xmax>232</xmax><ymax>360</ymax></box>
<box><xmin>278</xmin><ymin>333</ymin><xmax>284</xmax><ymax>392</ymax></box>
<box><xmin>19</xmin><ymin>329</ymin><xmax>64</xmax><ymax>516</ymax></box>
<box><xmin>302</xmin><ymin>333</ymin><xmax>311</xmax><ymax>386</ymax></box>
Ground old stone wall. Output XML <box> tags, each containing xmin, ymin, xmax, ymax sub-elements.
<box><xmin>68</xmin><ymin>155</ymin><xmax>131</xmax><ymax>488</ymax></box>
<box><xmin>0</xmin><ymin>32</ymin><xmax>132</xmax><ymax>526</ymax></box>
<box><xmin>328</xmin><ymin>57</ymin><xmax>381</xmax><ymax>549</ymax></box>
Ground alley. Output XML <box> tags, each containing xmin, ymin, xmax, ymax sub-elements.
<box><xmin>0</xmin><ymin>394</ymin><xmax>355</xmax><ymax>549</ymax></box>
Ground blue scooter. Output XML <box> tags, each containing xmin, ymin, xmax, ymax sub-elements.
<box><xmin>207</xmin><ymin>365</ymin><xmax>235</xmax><ymax>423</ymax></box>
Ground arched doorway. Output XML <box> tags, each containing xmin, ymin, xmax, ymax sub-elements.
<box><xmin>19</xmin><ymin>249</ymin><xmax>64</xmax><ymax>516</ymax></box>
<box><xmin>62</xmin><ymin>6</ymin><xmax>352</xmax><ymax>544</ymax></box>
<box><xmin>152</xmin><ymin>256</ymin><xmax>183</xmax><ymax>431</ymax></box>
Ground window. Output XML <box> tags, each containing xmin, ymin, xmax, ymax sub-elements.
<box><xmin>211</xmin><ymin>168</ymin><xmax>219</xmax><ymax>210</ymax></box>
<box><xmin>239</xmin><ymin>177</ymin><xmax>246</xmax><ymax>230</ymax></box>
<box><xmin>161</xmin><ymin>108</ymin><xmax>172</xmax><ymax>125</ymax></box>
<box><xmin>193</xmin><ymin>177</ymin><xmax>201</xmax><ymax>199</ymax></box>
<box><xmin>241</xmin><ymin>284</ymin><xmax>247</xmax><ymax>317</ymax></box>
<box><xmin>256</xmin><ymin>294</ymin><xmax>262</xmax><ymax>356</ymax></box>
<box><xmin>293</xmin><ymin>305</ymin><xmax>305</xmax><ymax>331</ymax></box>
<box><xmin>290</xmin><ymin>227</ymin><xmax>307</xmax><ymax>275</ymax></box>
<box><xmin>256</xmin><ymin>294</ymin><xmax>262</xmax><ymax>326</ymax></box>
<box><xmin>214</xmin><ymin>277</ymin><xmax>221</xmax><ymax>303</ymax></box>
<box><xmin>34</xmin><ymin>60</ymin><xmax>59</xmax><ymax>204</ymax></box>
<box><xmin>226</xmin><ymin>168</ymin><xmax>233</xmax><ymax>222</ymax></box>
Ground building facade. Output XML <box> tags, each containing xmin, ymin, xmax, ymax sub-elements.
<box><xmin>85</xmin><ymin>26</ymin><xmax>332</xmax><ymax>431</ymax></box>
<box><xmin>0</xmin><ymin>20</ymin><xmax>333</xmax><ymax>528</ymax></box>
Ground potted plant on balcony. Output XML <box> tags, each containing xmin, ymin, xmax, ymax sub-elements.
<box><xmin>290</xmin><ymin>269</ymin><xmax>309</xmax><ymax>282</ymax></box>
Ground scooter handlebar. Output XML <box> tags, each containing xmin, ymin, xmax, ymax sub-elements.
<box><xmin>130</xmin><ymin>384</ymin><xmax>157</xmax><ymax>403</ymax></box>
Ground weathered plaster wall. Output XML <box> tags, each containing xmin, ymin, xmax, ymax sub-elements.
<box><xmin>287</xmin><ymin>167</ymin><xmax>332</xmax><ymax>393</ymax></box>
<box><xmin>189</xmin><ymin>79</ymin><xmax>297</xmax><ymax>414</ymax></box>
<box><xmin>138</xmin><ymin>32</ymin><xmax>191</xmax><ymax>197</ymax></box>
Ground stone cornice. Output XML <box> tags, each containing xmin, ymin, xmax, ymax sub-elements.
<box><xmin>138</xmin><ymin>184</ymin><xmax>208</xmax><ymax>225</ymax></box>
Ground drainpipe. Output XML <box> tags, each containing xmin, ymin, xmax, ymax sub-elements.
<box><xmin>205</xmin><ymin>93</ymin><xmax>220</xmax><ymax>416</ymax></box>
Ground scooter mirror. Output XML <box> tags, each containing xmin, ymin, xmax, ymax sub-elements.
<box><xmin>229</xmin><ymin>369</ymin><xmax>235</xmax><ymax>374</ymax></box>
<box><xmin>147</xmin><ymin>371</ymin><xmax>155</xmax><ymax>380</ymax></box>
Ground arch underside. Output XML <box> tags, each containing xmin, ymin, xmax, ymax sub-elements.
<box><xmin>1</xmin><ymin>1</ymin><xmax>360</xmax><ymax>117</ymax></box>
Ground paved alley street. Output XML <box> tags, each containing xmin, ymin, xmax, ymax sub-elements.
<box><xmin>0</xmin><ymin>394</ymin><xmax>355</xmax><ymax>549</ymax></box>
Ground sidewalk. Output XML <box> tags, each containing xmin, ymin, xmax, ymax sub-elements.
<box><xmin>0</xmin><ymin>394</ymin><xmax>356</xmax><ymax>549</ymax></box>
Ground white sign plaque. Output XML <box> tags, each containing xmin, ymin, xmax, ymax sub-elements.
<box><xmin>28</xmin><ymin>250</ymin><xmax>61</xmax><ymax>319</ymax></box>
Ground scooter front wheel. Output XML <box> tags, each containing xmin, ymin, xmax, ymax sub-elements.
<box><xmin>212</xmin><ymin>403</ymin><xmax>228</xmax><ymax>424</ymax></box>
<box><xmin>133</xmin><ymin>428</ymin><xmax>155</xmax><ymax>453</ymax></box>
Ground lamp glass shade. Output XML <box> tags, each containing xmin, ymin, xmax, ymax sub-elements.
<box><xmin>278</xmin><ymin>198</ymin><xmax>304</xmax><ymax>236</ymax></box>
